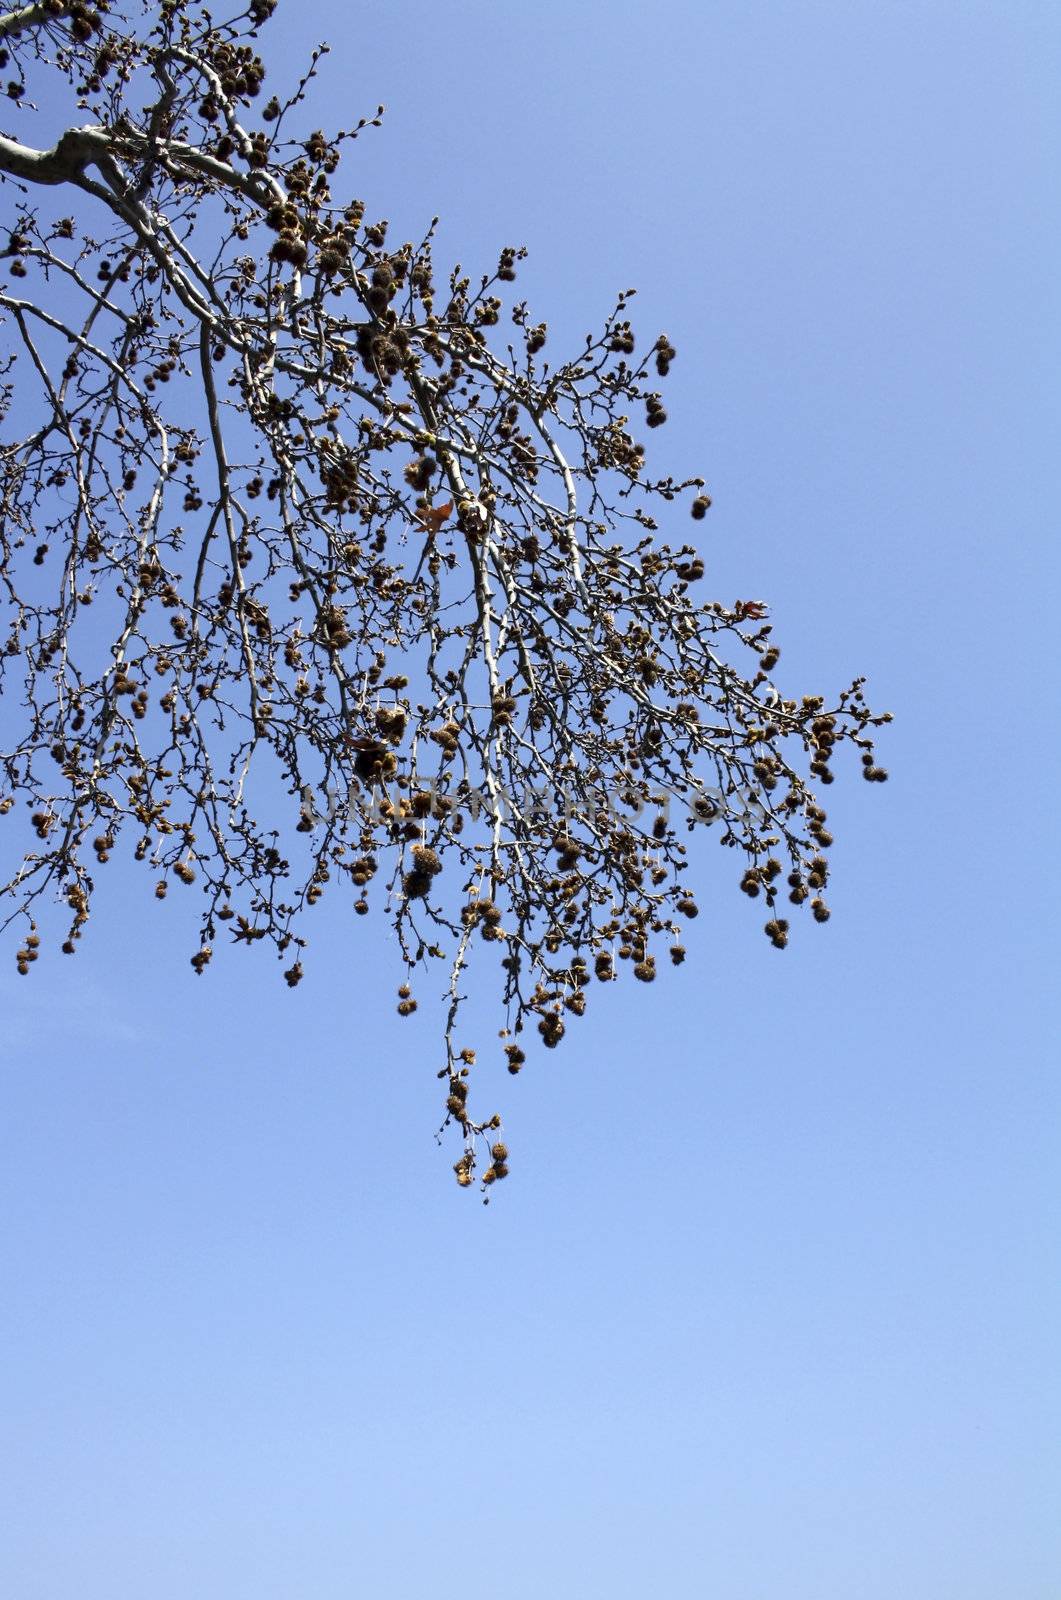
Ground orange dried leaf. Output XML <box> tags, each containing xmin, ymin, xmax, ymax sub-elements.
<box><xmin>416</xmin><ymin>499</ymin><xmax>453</xmax><ymax>534</ymax></box>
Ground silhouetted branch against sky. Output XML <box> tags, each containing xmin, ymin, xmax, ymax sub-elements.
<box><xmin>0</xmin><ymin>0</ymin><xmax>889</xmax><ymax>1187</ymax></box>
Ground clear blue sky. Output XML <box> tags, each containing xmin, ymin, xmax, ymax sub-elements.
<box><xmin>2</xmin><ymin>2</ymin><xmax>1058</xmax><ymax>1596</ymax></box>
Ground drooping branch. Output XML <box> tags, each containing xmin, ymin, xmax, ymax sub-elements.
<box><xmin>0</xmin><ymin>0</ymin><xmax>889</xmax><ymax>1190</ymax></box>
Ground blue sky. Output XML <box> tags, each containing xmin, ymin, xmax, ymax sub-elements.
<box><xmin>1</xmin><ymin>2</ymin><xmax>1058</xmax><ymax>1597</ymax></box>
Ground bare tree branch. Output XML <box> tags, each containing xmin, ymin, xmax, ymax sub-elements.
<box><xmin>0</xmin><ymin>0</ymin><xmax>889</xmax><ymax>1189</ymax></box>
